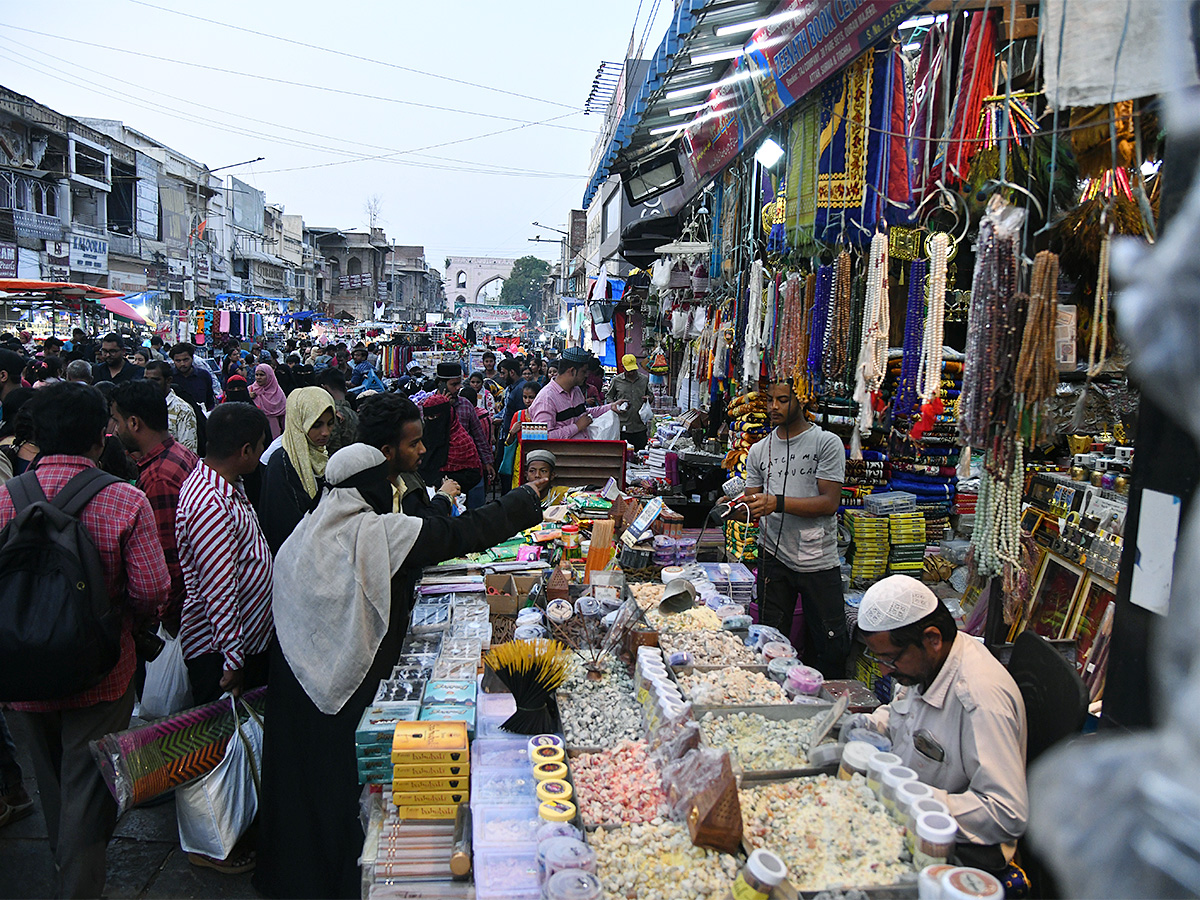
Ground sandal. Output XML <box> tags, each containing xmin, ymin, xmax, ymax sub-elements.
<box><xmin>0</xmin><ymin>788</ymin><xmax>34</xmax><ymax>829</ymax></box>
<box><xmin>187</xmin><ymin>850</ymin><xmax>256</xmax><ymax>874</ymax></box>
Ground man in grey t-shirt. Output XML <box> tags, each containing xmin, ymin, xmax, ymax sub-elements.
<box><xmin>739</xmin><ymin>380</ymin><xmax>849</xmax><ymax>677</ymax></box>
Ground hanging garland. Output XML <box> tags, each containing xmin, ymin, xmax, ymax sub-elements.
<box><xmin>910</xmin><ymin>233</ymin><xmax>949</xmax><ymax>440</ymax></box>
<box><xmin>807</xmin><ymin>264</ymin><xmax>833</xmax><ymax>394</ymax></box>
<box><xmin>852</xmin><ymin>232</ymin><xmax>891</xmax><ymax>441</ymax></box>
<box><xmin>822</xmin><ymin>251</ymin><xmax>854</xmax><ymax>395</ymax></box>
<box><xmin>894</xmin><ymin>258</ymin><xmax>929</xmax><ymax>417</ymax></box>
<box><xmin>1015</xmin><ymin>250</ymin><xmax>1060</xmax><ymax>446</ymax></box>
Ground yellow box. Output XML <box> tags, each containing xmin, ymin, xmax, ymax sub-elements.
<box><xmin>392</xmin><ymin>789</ymin><xmax>469</xmax><ymax>806</ymax></box>
<box><xmin>392</xmin><ymin>761</ymin><xmax>470</xmax><ymax>780</ymax></box>
<box><xmin>390</xmin><ymin>776</ymin><xmax>468</xmax><ymax>793</ymax></box>
<box><xmin>393</xmin><ymin>804</ymin><xmax>461</xmax><ymax>820</ymax></box>
<box><xmin>391</xmin><ymin>721</ymin><xmax>470</xmax><ymax>764</ymax></box>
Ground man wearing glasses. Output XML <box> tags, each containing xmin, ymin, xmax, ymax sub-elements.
<box><xmin>849</xmin><ymin>574</ymin><xmax>1028</xmax><ymax>879</ymax></box>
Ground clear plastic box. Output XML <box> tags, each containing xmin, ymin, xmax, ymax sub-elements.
<box><xmin>864</xmin><ymin>491</ymin><xmax>917</xmax><ymax>516</ymax></box>
<box><xmin>473</xmin><ymin>845</ymin><xmax>541</xmax><ymax>900</ymax></box>
<box><xmin>471</xmin><ymin>766</ymin><xmax>539</xmax><ymax>803</ymax></box>
<box><xmin>472</xmin><ymin>736</ymin><xmax>531</xmax><ymax>769</ymax></box>
<box><xmin>472</xmin><ymin>803</ymin><xmax>543</xmax><ymax>848</ymax></box>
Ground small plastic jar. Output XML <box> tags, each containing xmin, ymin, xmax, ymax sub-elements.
<box><xmin>918</xmin><ymin>864</ymin><xmax>957</xmax><ymax>900</ymax></box>
<box><xmin>561</xmin><ymin>525</ymin><xmax>581</xmax><ymax>558</ymax></box>
<box><xmin>543</xmin><ymin>837</ymin><xmax>597</xmax><ymax>882</ymax></box>
<box><xmin>938</xmin><ymin>867</ymin><xmax>1004</xmax><ymax>900</ymax></box>
<box><xmin>675</xmin><ymin>536</ymin><xmax>697</xmax><ymax>564</ymax></box>
<box><xmin>533</xmin><ymin>761</ymin><xmax>569</xmax><ymax>782</ymax></box>
<box><xmin>538</xmin><ymin>798</ymin><xmax>577</xmax><ymax>822</ymax></box>
<box><xmin>531</xmin><ymin>744</ymin><xmax>566</xmax><ymax>766</ymax></box>
<box><xmin>786</xmin><ymin>665</ymin><xmax>824</xmax><ymax>696</ymax></box>
<box><xmin>537</xmin><ymin>779</ymin><xmax>574</xmax><ymax>803</ymax></box>
<box><xmin>536</xmin><ymin>821</ymin><xmax>581</xmax><ymax>844</ymax></box>
<box><xmin>517</xmin><ymin>608</ymin><xmax>545</xmax><ymax>626</ymax></box>
<box><xmin>896</xmin><ymin>780</ymin><xmax>935</xmax><ymax>826</ymax></box>
<box><xmin>866</xmin><ymin>750</ymin><xmax>903</xmax><ymax>797</ymax></box>
<box><xmin>730</xmin><ymin>848</ymin><xmax>788</xmax><ymax>900</ymax></box>
<box><xmin>515</xmin><ymin>624</ymin><xmax>548</xmax><ymax>641</ymax></box>
<box><xmin>761</xmin><ymin>641</ymin><xmax>794</xmax><ymax>662</ymax></box>
<box><xmin>544</xmin><ymin>870</ymin><xmax>603</xmax><ymax>900</ymax></box>
<box><xmin>880</xmin><ymin>764</ymin><xmax>918</xmax><ymax>814</ymax></box>
<box><xmin>838</xmin><ymin>740</ymin><xmax>876</xmax><ymax>782</ymax></box>
<box><xmin>528</xmin><ymin>734</ymin><xmax>564</xmax><ymax>758</ymax></box>
<box><xmin>653</xmin><ymin>534</ymin><xmax>677</xmax><ymax>565</ymax></box>
<box><xmin>907</xmin><ymin>797</ymin><xmax>951</xmax><ymax>853</ymax></box>
<box><xmin>767</xmin><ymin>657</ymin><xmax>800</xmax><ymax>684</ymax></box>
<box><xmin>914</xmin><ymin>811</ymin><xmax>958</xmax><ymax>869</ymax></box>
<box><xmin>537</xmin><ymin>836</ymin><xmax>575</xmax><ymax>885</ymax></box>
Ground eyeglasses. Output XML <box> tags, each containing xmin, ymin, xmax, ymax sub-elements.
<box><xmin>863</xmin><ymin>645</ymin><xmax>910</xmax><ymax>669</ymax></box>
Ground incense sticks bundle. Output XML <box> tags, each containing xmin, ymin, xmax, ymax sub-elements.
<box><xmin>482</xmin><ymin>639</ymin><xmax>570</xmax><ymax>735</ymax></box>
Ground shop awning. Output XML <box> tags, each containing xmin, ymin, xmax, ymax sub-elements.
<box><xmin>582</xmin><ymin>0</ymin><xmax>779</xmax><ymax>208</ymax></box>
<box><xmin>101</xmin><ymin>295</ymin><xmax>149</xmax><ymax>325</ymax></box>
<box><xmin>0</xmin><ymin>279</ymin><xmax>124</xmax><ymax>300</ymax></box>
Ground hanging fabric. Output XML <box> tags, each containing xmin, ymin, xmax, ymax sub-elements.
<box><xmin>785</xmin><ymin>104</ymin><xmax>820</xmax><ymax>252</ymax></box>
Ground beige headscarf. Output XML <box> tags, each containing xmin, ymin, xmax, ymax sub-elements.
<box><xmin>273</xmin><ymin>444</ymin><xmax>422</xmax><ymax>714</ymax></box>
<box><xmin>282</xmin><ymin>386</ymin><xmax>334</xmax><ymax>498</ymax></box>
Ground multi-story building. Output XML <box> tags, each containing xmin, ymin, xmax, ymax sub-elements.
<box><xmin>310</xmin><ymin>227</ymin><xmax>392</xmax><ymax>322</ymax></box>
<box><xmin>386</xmin><ymin>244</ymin><xmax>441</xmax><ymax>324</ymax></box>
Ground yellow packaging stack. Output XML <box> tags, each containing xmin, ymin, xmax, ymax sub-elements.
<box><xmin>390</xmin><ymin>721</ymin><xmax>470</xmax><ymax>815</ymax></box>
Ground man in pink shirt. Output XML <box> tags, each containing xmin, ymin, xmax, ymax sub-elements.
<box><xmin>527</xmin><ymin>347</ymin><xmax>625</xmax><ymax>439</ymax></box>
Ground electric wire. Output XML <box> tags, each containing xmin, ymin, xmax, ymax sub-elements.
<box><xmin>0</xmin><ymin>23</ymin><xmax>593</xmax><ymax>134</ymax></box>
<box><xmin>0</xmin><ymin>44</ymin><xmax>587</xmax><ymax>179</ymax></box>
<box><xmin>125</xmin><ymin>0</ymin><xmax>578</xmax><ymax>111</ymax></box>
<box><xmin>0</xmin><ymin>37</ymin><xmax>586</xmax><ymax>179</ymax></box>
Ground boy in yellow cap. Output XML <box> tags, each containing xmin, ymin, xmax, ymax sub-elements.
<box><xmin>606</xmin><ymin>354</ymin><xmax>654</xmax><ymax>450</ymax></box>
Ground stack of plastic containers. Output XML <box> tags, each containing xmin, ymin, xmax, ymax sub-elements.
<box><xmin>471</xmin><ymin>734</ymin><xmax>542</xmax><ymax>900</ymax></box>
<box><xmin>634</xmin><ymin>646</ymin><xmax>689</xmax><ymax>734</ymax></box>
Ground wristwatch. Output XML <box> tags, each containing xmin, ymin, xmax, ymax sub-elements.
<box><xmin>776</xmin><ymin>494</ymin><xmax>786</xmax><ymax>514</ymax></box>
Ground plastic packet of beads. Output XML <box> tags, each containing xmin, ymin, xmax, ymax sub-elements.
<box><xmin>440</xmin><ymin>637</ymin><xmax>482</xmax><ymax>659</ymax></box>
<box><xmin>450</xmin><ymin>619</ymin><xmax>492</xmax><ymax>643</ymax></box>
<box><xmin>394</xmin><ymin>652</ymin><xmax>437</xmax><ymax>672</ymax></box>
<box><xmin>471</xmin><ymin>766</ymin><xmax>539</xmax><ymax>803</ymax></box>
<box><xmin>453</xmin><ymin>599</ymin><xmax>491</xmax><ymax>621</ymax></box>
<box><xmin>409</xmin><ymin>604</ymin><xmax>450</xmax><ymax>635</ymax></box>
<box><xmin>432</xmin><ymin>657</ymin><xmax>479</xmax><ymax>681</ymax></box>
<box><xmin>401</xmin><ymin>634</ymin><xmax>442</xmax><ymax>655</ymax></box>
<box><xmin>472</xmin><ymin>803</ymin><xmax>543</xmax><ymax>848</ymax></box>
<box><xmin>389</xmin><ymin>665</ymin><xmax>432</xmax><ymax>686</ymax></box>
<box><xmin>372</xmin><ymin>678</ymin><xmax>425</xmax><ymax>704</ymax></box>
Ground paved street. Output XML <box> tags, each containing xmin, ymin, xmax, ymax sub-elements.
<box><xmin>1</xmin><ymin>714</ymin><xmax>258</xmax><ymax>900</ymax></box>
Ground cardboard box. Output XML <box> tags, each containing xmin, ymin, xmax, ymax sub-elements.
<box><xmin>484</xmin><ymin>574</ymin><xmax>542</xmax><ymax>615</ymax></box>
<box><xmin>391</xmin><ymin>721</ymin><xmax>470</xmax><ymax>764</ymax></box>
<box><xmin>390</xmin><ymin>804</ymin><xmax>461</xmax><ymax>820</ymax></box>
<box><xmin>422</xmin><ymin>680</ymin><xmax>478</xmax><ymax>706</ymax></box>
<box><xmin>419</xmin><ymin>704</ymin><xmax>476</xmax><ymax>735</ymax></box>
<box><xmin>389</xmin><ymin>776</ymin><xmax>468</xmax><ymax>793</ymax></box>
<box><xmin>392</xmin><ymin>761</ymin><xmax>470</xmax><ymax>780</ymax></box>
<box><xmin>391</xmin><ymin>789</ymin><xmax>469</xmax><ymax>807</ymax></box>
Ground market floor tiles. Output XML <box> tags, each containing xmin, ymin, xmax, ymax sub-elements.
<box><xmin>1</xmin><ymin>714</ymin><xmax>259</xmax><ymax>900</ymax></box>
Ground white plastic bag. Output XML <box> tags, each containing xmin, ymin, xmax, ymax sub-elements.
<box><xmin>176</xmin><ymin>697</ymin><xmax>263</xmax><ymax>860</ymax></box>
<box><xmin>139</xmin><ymin>627</ymin><xmax>192</xmax><ymax>719</ymax></box>
<box><xmin>671</xmin><ymin>309</ymin><xmax>689</xmax><ymax>339</ymax></box>
<box><xmin>586</xmin><ymin>409</ymin><xmax>621</xmax><ymax>441</ymax></box>
<box><xmin>639</xmin><ymin>400</ymin><xmax>654</xmax><ymax>426</ymax></box>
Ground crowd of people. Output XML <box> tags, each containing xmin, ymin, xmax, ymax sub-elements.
<box><xmin>0</xmin><ymin>325</ymin><xmax>654</xmax><ymax>899</ymax></box>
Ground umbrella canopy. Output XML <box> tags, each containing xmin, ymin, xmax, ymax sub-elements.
<box><xmin>0</xmin><ymin>279</ymin><xmax>124</xmax><ymax>300</ymax></box>
<box><xmin>101</xmin><ymin>295</ymin><xmax>149</xmax><ymax>325</ymax></box>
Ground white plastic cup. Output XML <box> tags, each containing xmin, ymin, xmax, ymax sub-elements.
<box><xmin>866</xmin><ymin>750</ymin><xmax>902</xmax><ymax>797</ymax></box>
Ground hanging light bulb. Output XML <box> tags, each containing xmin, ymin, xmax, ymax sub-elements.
<box><xmin>754</xmin><ymin>138</ymin><xmax>785</xmax><ymax>169</ymax></box>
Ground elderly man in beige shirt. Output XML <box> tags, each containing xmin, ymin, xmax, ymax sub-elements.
<box><xmin>848</xmin><ymin>575</ymin><xmax>1028</xmax><ymax>877</ymax></box>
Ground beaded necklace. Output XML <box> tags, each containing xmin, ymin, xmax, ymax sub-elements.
<box><xmin>807</xmin><ymin>265</ymin><xmax>833</xmax><ymax>393</ymax></box>
<box><xmin>743</xmin><ymin>259</ymin><xmax>765</xmax><ymax>388</ymax></box>
<box><xmin>895</xmin><ymin>258</ymin><xmax>929</xmax><ymax>416</ymax></box>
<box><xmin>853</xmin><ymin>232</ymin><xmax>890</xmax><ymax>435</ymax></box>
<box><xmin>823</xmin><ymin>252</ymin><xmax>853</xmax><ymax>392</ymax></box>
<box><xmin>1088</xmin><ymin>231</ymin><xmax>1111</xmax><ymax>377</ymax></box>
<box><xmin>1015</xmin><ymin>251</ymin><xmax>1060</xmax><ymax>446</ymax></box>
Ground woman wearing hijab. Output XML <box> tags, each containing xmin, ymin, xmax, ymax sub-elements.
<box><xmin>257</xmin><ymin>386</ymin><xmax>335</xmax><ymax>553</ymax></box>
<box><xmin>255</xmin><ymin>444</ymin><xmax>544</xmax><ymax>899</ymax></box>
<box><xmin>249</xmin><ymin>363</ymin><xmax>287</xmax><ymax>440</ymax></box>
<box><xmin>222</xmin><ymin>374</ymin><xmax>252</xmax><ymax>404</ymax></box>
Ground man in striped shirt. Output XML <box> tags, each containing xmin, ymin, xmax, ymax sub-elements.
<box><xmin>176</xmin><ymin>402</ymin><xmax>274</xmax><ymax>705</ymax></box>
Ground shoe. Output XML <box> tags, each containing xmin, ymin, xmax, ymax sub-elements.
<box><xmin>0</xmin><ymin>786</ymin><xmax>34</xmax><ymax>828</ymax></box>
<box><xmin>187</xmin><ymin>850</ymin><xmax>256</xmax><ymax>875</ymax></box>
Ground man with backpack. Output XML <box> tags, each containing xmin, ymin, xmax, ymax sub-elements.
<box><xmin>0</xmin><ymin>382</ymin><xmax>170</xmax><ymax>898</ymax></box>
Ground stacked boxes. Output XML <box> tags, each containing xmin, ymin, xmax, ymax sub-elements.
<box><xmin>846</xmin><ymin>510</ymin><xmax>889</xmax><ymax>586</ymax></box>
<box><xmin>391</xmin><ymin>721</ymin><xmax>471</xmax><ymax>818</ymax></box>
<box><xmin>419</xmin><ymin>679</ymin><xmax>478</xmax><ymax>735</ymax></box>
<box><xmin>888</xmin><ymin>512</ymin><xmax>927</xmax><ymax>576</ymax></box>
<box><xmin>356</xmin><ymin>703</ymin><xmax>421</xmax><ymax>785</ymax></box>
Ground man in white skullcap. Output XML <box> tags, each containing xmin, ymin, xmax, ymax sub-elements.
<box><xmin>849</xmin><ymin>575</ymin><xmax>1028</xmax><ymax>876</ymax></box>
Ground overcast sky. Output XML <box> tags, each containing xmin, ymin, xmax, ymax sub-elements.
<box><xmin>0</xmin><ymin>0</ymin><xmax>675</xmax><ymax>270</ymax></box>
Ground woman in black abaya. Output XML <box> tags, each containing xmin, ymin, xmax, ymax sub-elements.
<box><xmin>254</xmin><ymin>443</ymin><xmax>544</xmax><ymax>899</ymax></box>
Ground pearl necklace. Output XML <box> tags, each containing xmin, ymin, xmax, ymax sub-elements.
<box><xmin>853</xmin><ymin>232</ymin><xmax>890</xmax><ymax>435</ymax></box>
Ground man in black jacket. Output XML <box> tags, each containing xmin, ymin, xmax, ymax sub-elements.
<box><xmin>356</xmin><ymin>392</ymin><xmax>459</xmax><ymax>516</ymax></box>
<box><xmin>91</xmin><ymin>333</ymin><xmax>143</xmax><ymax>384</ymax></box>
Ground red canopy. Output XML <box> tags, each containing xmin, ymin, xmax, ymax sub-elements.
<box><xmin>0</xmin><ymin>279</ymin><xmax>124</xmax><ymax>299</ymax></box>
<box><xmin>100</xmin><ymin>295</ymin><xmax>149</xmax><ymax>325</ymax></box>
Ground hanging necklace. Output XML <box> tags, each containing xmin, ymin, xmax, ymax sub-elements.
<box><xmin>895</xmin><ymin>258</ymin><xmax>928</xmax><ymax>417</ymax></box>
<box><xmin>1088</xmin><ymin>228</ymin><xmax>1112</xmax><ymax>377</ymax></box>
<box><xmin>853</xmin><ymin>232</ymin><xmax>890</xmax><ymax>436</ymax></box>
<box><xmin>911</xmin><ymin>233</ymin><xmax>949</xmax><ymax>441</ymax></box>
<box><xmin>808</xmin><ymin>264</ymin><xmax>833</xmax><ymax>393</ymax></box>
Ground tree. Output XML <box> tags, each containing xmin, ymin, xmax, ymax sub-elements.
<box><xmin>364</xmin><ymin>194</ymin><xmax>383</xmax><ymax>229</ymax></box>
<box><xmin>499</xmin><ymin>255</ymin><xmax>551</xmax><ymax>308</ymax></box>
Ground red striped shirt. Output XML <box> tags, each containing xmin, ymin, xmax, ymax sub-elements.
<box><xmin>0</xmin><ymin>455</ymin><xmax>170</xmax><ymax>711</ymax></box>
<box><xmin>176</xmin><ymin>461</ymin><xmax>274</xmax><ymax>670</ymax></box>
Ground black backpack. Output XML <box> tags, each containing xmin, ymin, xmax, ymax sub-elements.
<box><xmin>0</xmin><ymin>468</ymin><xmax>124</xmax><ymax>701</ymax></box>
